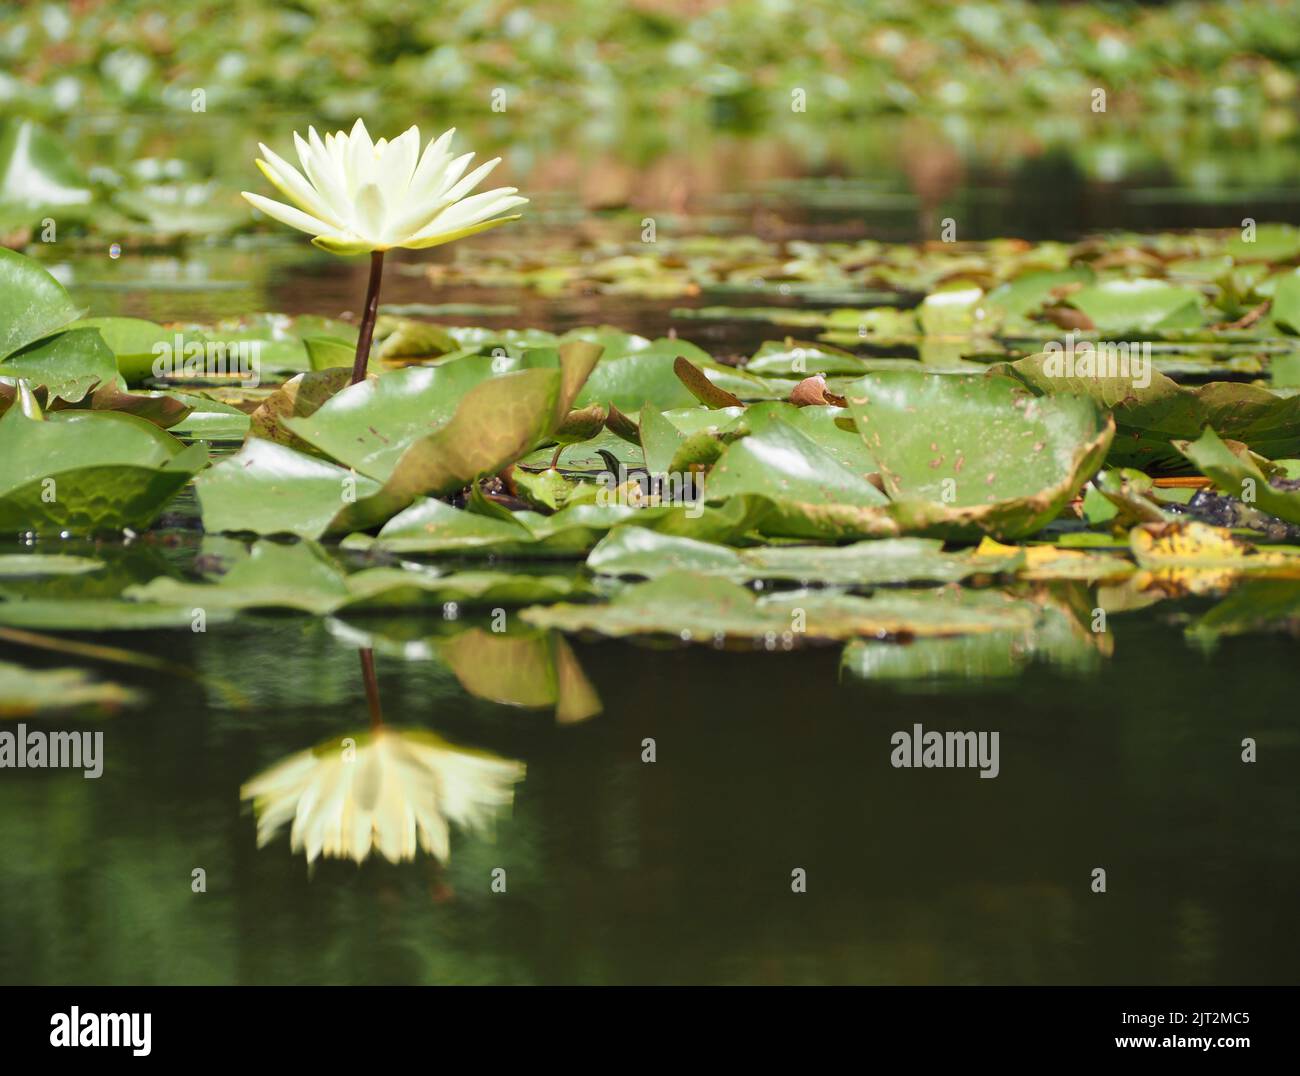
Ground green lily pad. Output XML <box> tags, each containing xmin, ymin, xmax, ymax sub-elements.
<box><xmin>0</xmin><ymin>399</ymin><xmax>207</xmax><ymax>534</ymax></box>
<box><xmin>1066</xmin><ymin>278</ymin><xmax>1205</xmax><ymax>333</ymax></box>
<box><xmin>844</xmin><ymin>370</ymin><xmax>1113</xmax><ymax>538</ymax></box>
<box><xmin>744</xmin><ymin>340</ymin><xmax>867</xmax><ymax>378</ymax></box>
<box><xmin>0</xmin><ymin>248</ymin><xmax>83</xmax><ymax>362</ymax></box>
<box><xmin>126</xmin><ymin>539</ymin><xmax>586</xmax><ymax>614</ymax></box>
<box><xmin>587</xmin><ymin>527</ymin><xmax>1020</xmax><ymax>584</ymax></box>
<box><xmin>0</xmin><ymin>120</ymin><xmax>92</xmax><ymax>219</ymax></box>
<box><xmin>345</xmin><ymin>489</ymin><xmax>770</xmax><ymax>557</ymax></box>
<box><xmin>70</xmin><ymin>316</ymin><xmax>188</xmax><ymax>385</ymax></box>
<box><xmin>999</xmin><ymin>352</ymin><xmax>1300</xmax><ymax>471</ymax></box>
<box><xmin>195</xmin><ymin>437</ymin><xmax>401</xmax><ymax>539</ymax></box>
<box><xmin>284</xmin><ymin>346</ymin><xmax>593</xmax><ymax>499</ymax></box>
<box><xmin>705</xmin><ymin>412</ymin><xmax>891</xmax><ymax>539</ymax></box>
<box><xmin>1176</xmin><ymin>425</ymin><xmax>1300</xmax><ymax>525</ymax></box>
<box><xmin>522</xmin><ymin>571</ymin><xmax>1039</xmax><ymax>643</ymax></box>
<box><xmin>0</xmin><ymin>599</ymin><xmax>232</xmax><ymax>631</ymax></box>
<box><xmin>0</xmin><ymin>327</ymin><xmax>119</xmax><ymax>404</ymax></box>
<box><xmin>0</xmin><ymin>554</ymin><xmax>104</xmax><ymax>576</ymax></box>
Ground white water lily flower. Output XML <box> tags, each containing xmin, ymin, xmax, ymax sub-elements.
<box><xmin>242</xmin><ymin>119</ymin><xmax>527</xmax><ymax>254</ymax></box>
<box><xmin>241</xmin><ymin>728</ymin><xmax>525</xmax><ymax>865</ymax></box>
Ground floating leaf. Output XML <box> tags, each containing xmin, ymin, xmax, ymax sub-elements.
<box><xmin>0</xmin><ymin>554</ymin><xmax>104</xmax><ymax>576</ymax></box>
<box><xmin>522</xmin><ymin>571</ymin><xmax>1038</xmax><ymax>643</ymax></box>
<box><xmin>0</xmin><ymin>248</ymin><xmax>83</xmax><ymax>362</ymax></box>
<box><xmin>0</xmin><ymin>326</ymin><xmax>118</xmax><ymax>404</ymax></box>
<box><xmin>587</xmin><ymin>527</ymin><xmax>1020</xmax><ymax>584</ymax></box>
<box><xmin>195</xmin><ymin>438</ymin><xmax>399</xmax><ymax>538</ymax></box>
<box><xmin>0</xmin><ymin>404</ymin><xmax>206</xmax><ymax>534</ymax></box>
<box><xmin>1066</xmin><ymin>278</ymin><xmax>1205</xmax><ymax>333</ymax></box>
<box><xmin>844</xmin><ymin>370</ymin><xmax>1113</xmax><ymax>538</ymax></box>
<box><xmin>1176</xmin><ymin>425</ymin><xmax>1300</xmax><ymax>526</ymax></box>
<box><xmin>126</xmin><ymin>539</ymin><xmax>586</xmax><ymax>614</ymax></box>
<box><xmin>997</xmin><ymin>352</ymin><xmax>1300</xmax><ymax>471</ymax></box>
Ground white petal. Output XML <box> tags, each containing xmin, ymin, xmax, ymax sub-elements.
<box><xmin>296</xmin><ymin>130</ymin><xmax>351</xmax><ymax>225</ymax></box>
<box><xmin>416</xmin><ymin>188</ymin><xmax>526</xmax><ymax>236</ymax></box>
<box><xmin>353</xmin><ymin>182</ymin><xmax>387</xmax><ymax>245</ymax></box>
<box><xmin>432</xmin><ymin>151</ymin><xmax>475</xmax><ymax>199</ymax></box>
<box><xmin>258</xmin><ymin>144</ymin><xmax>341</xmax><ymax>228</ymax></box>
<box><xmin>377</xmin><ymin>126</ymin><xmax>421</xmax><ymax>208</ymax></box>
<box><xmin>242</xmin><ymin>191</ymin><xmax>332</xmax><ymax>237</ymax></box>
<box><xmin>408</xmin><ymin>128</ymin><xmax>457</xmax><ymax>203</ymax></box>
<box><xmin>442</xmin><ymin>156</ymin><xmax>501</xmax><ymax>204</ymax></box>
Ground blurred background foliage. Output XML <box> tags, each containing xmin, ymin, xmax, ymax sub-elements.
<box><xmin>3</xmin><ymin>1</ymin><xmax>1300</xmax><ymax>243</ymax></box>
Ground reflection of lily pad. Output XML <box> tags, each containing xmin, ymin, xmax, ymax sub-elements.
<box><xmin>436</xmin><ymin>628</ymin><xmax>601</xmax><ymax>723</ymax></box>
<box><xmin>841</xmin><ymin>590</ymin><xmax>1105</xmax><ymax>687</ymax></box>
<box><xmin>0</xmin><ymin>660</ymin><xmax>139</xmax><ymax>717</ymax></box>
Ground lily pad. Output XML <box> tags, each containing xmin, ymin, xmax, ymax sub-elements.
<box><xmin>0</xmin><ymin>554</ymin><xmax>104</xmax><ymax>576</ymax></box>
<box><xmin>587</xmin><ymin>527</ymin><xmax>1021</xmax><ymax>584</ymax></box>
<box><xmin>0</xmin><ymin>248</ymin><xmax>83</xmax><ymax>362</ymax></box>
<box><xmin>1065</xmin><ymin>278</ymin><xmax>1205</xmax><ymax>333</ymax></box>
<box><xmin>997</xmin><ymin>352</ymin><xmax>1300</xmax><ymax>471</ymax></box>
<box><xmin>126</xmin><ymin>539</ymin><xmax>586</xmax><ymax>614</ymax></box>
<box><xmin>844</xmin><ymin>370</ymin><xmax>1113</xmax><ymax>538</ymax></box>
<box><xmin>1176</xmin><ymin>425</ymin><xmax>1300</xmax><ymax>526</ymax></box>
<box><xmin>195</xmin><ymin>437</ymin><xmax>401</xmax><ymax>539</ymax></box>
<box><xmin>522</xmin><ymin>571</ymin><xmax>1040</xmax><ymax>643</ymax></box>
<box><xmin>0</xmin><ymin>326</ymin><xmax>118</xmax><ymax>404</ymax></box>
<box><xmin>0</xmin><ymin>397</ymin><xmax>206</xmax><ymax>534</ymax></box>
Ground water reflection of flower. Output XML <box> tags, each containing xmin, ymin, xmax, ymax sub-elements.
<box><xmin>241</xmin><ymin>727</ymin><xmax>525</xmax><ymax>866</ymax></box>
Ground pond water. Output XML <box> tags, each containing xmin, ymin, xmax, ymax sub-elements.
<box><xmin>1</xmin><ymin>116</ymin><xmax>1298</xmax><ymax>984</ymax></box>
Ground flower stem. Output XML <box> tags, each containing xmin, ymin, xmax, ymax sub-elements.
<box><xmin>351</xmin><ymin>250</ymin><xmax>385</xmax><ymax>385</ymax></box>
<box><xmin>359</xmin><ymin>648</ymin><xmax>383</xmax><ymax>730</ymax></box>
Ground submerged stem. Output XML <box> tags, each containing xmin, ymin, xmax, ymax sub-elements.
<box><xmin>351</xmin><ymin>250</ymin><xmax>386</xmax><ymax>385</ymax></box>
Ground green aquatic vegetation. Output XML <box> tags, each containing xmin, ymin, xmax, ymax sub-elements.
<box><xmin>432</xmin><ymin>629</ymin><xmax>601</xmax><ymax>725</ymax></box>
<box><xmin>840</xmin><ymin>588</ymin><xmax>1107</xmax><ymax>685</ymax></box>
<box><xmin>999</xmin><ymin>352</ymin><xmax>1300</xmax><ymax>472</ymax></box>
<box><xmin>344</xmin><ymin>487</ymin><xmax>771</xmax><ymax>557</ymax></box>
<box><xmin>125</xmin><ymin>538</ymin><xmax>587</xmax><ymax>614</ymax></box>
<box><xmin>586</xmin><ymin>528</ymin><xmax>1021</xmax><ymax>586</ymax></box>
<box><xmin>0</xmin><ymin>386</ymin><xmax>206</xmax><ymax>534</ymax></box>
<box><xmin>197</xmin><ymin>343</ymin><xmax>600</xmax><ymax>537</ymax></box>
<box><xmin>521</xmin><ymin>571</ymin><xmax>1041</xmax><ymax>644</ymax></box>
<box><xmin>1176</xmin><ymin>426</ymin><xmax>1300</xmax><ymax>526</ymax></box>
<box><xmin>842</xmin><ymin>370</ymin><xmax>1113</xmax><ymax>539</ymax></box>
<box><xmin>1185</xmin><ymin>579</ymin><xmax>1300</xmax><ymax>643</ymax></box>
